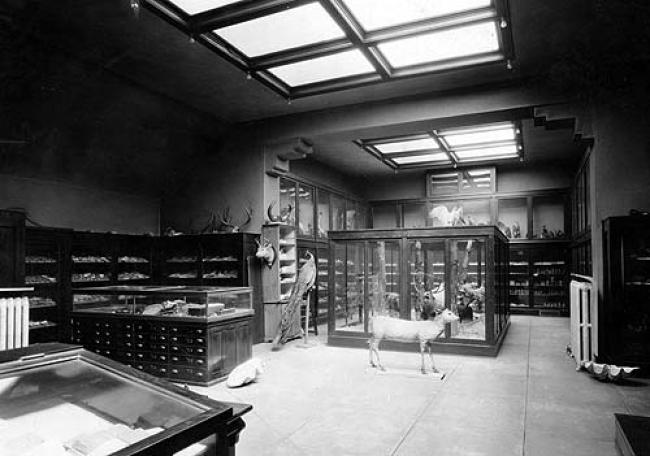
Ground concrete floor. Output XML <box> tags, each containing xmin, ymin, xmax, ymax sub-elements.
<box><xmin>191</xmin><ymin>316</ymin><xmax>650</xmax><ymax>456</ymax></box>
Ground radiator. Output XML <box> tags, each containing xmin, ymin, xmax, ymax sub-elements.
<box><xmin>569</xmin><ymin>277</ymin><xmax>595</xmax><ymax>370</ymax></box>
<box><xmin>0</xmin><ymin>296</ymin><xmax>30</xmax><ymax>350</ymax></box>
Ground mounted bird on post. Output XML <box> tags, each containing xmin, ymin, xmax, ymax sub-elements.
<box><xmin>272</xmin><ymin>251</ymin><xmax>316</xmax><ymax>349</ymax></box>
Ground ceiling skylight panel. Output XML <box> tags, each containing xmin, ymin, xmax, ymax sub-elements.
<box><xmin>455</xmin><ymin>144</ymin><xmax>519</xmax><ymax>161</ymax></box>
<box><xmin>268</xmin><ymin>49</ymin><xmax>375</xmax><ymax>87</ymax></box>
<box><xmin>214</xmin><ymin>3</ymin><xmax>345</xmax><ymax>57</ymax></box>
<box><xmin>342</xmin><ymin>0</ymin><xmax>492</xmax><ymax>31</ymax></box>
<box><xmin>443</xmin><ymin>126</ymin><xmax>516</xmax><ymax>147</ymax></box>
<box><xmin>376</xmin><ymin>21</ymin><xmax>500</xmax><ymax>68</ymax></box>
<box><xmin>375</xmin><ymin>137</ymin><xmax>439</xmax><ymax>154</ymax></box>
<box><xmin>392</xmin><ymin>153</ymin><xmax>449</xmax><ymax>165</ymax></box>
<box><xmin>168</xmin><ymin>0</ymin><xmax>243</xmax><ymax>15</ymax></box>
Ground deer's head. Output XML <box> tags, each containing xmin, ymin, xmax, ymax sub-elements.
<box><xmin>255</xmin><ymin>237</ymin><xmax>276</xmax><ymax>268</ymax></box>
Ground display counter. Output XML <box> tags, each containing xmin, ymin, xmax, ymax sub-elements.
<box><xmin>0</xmin><ymin>343</ymin><xmax>250</xmax><ymax>456</ymax></box>
<box><xmin>328</xmin><ymin>226</ymin><xmax>509</xmax><ymax>356</ymax></box>
<box><xmin>71</xmin><ymin>286</ymin><xmax>254</xmax><ymax>385</ymax></box>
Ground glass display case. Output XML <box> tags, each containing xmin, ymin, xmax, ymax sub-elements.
<box><xmin>279</xmin><ymin>177</ymin><xmax>297</xmax><ymax>227</ymax></box>
<box><xmin>532</xmin><ymin>195</ymin><xmax>566</xmax><ymax>239</ymax></box>
<box><xmin>71</xmin><ymin>232</ymin><xmax>113</xmax><ymax>285</ymax></box>
<box><xmin>316</xmin><ymin>189</ymin><xmax>330</xmax><ymax>239</ymax></box>
<box><xmin>73</xmin><ymin>285</ymin><xmax>252</xmax><ymax>320</ymax></box>
<box><xmin>328</xmin><ymin>226</ymin><xmax>509</xmax><ymax>355</ymax></box>
<box><xmin>602</xmin><ymin>216</ymin><xmax>650</xmax><ymax>373</ymax></box>
<box><xmin>426</xmin><ymin>199</ymin><xmax>492</xmax><ymax>227</ymax></box>
<box><xmin>297</xmin><ymin>183</ymin><xmax>314</xmax><ymax>238</ymax></box>
<box><xmin>71</xmin><ymin>286</ymin><xmax>254</xmax><ymax>385</ymax></box>
<box><xmin>0</xmin><ymin>343</ymin><xmax>250</xmax><ymax>456</ymax></box>
<box><xmin>497</xmin><ymin>198</ymin><xmax>528</xmax><ymax>239</ymax></box>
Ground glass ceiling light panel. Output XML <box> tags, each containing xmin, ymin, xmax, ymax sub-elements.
<box><xmin>392</xmin><ymin>153</ymin><xmax>450</xmax><ymax>165</ymax></box>
<box><xmin>214</xmin><ymin>3</ymin><xmax>345</xmax><ymax>58</ymax></box>
<box><xmin>374</xmin><ymin>137</ymin><xmax>439</xmax><ymax>154</ymax></box>
<box><xmin>443</xmin><ymin>124</ymin><xmax>516</xmax><ymax>147</ymax></box>
<box><xmin>342</xmin><ymin>0</ymin><xmax>492</xmax><ymax>32</ymax></box>
<box><xmin>268</xmin><ymin>49</ymin><xmax>375</xmax><ymax>87</ymax></box>
<box><xmin>455</xmin><ymin>144</ymin><xmax>519</xmax><ymax>161</ymax></box>
<box><xmin>168</xmin><ymin>0</ymin><xmax>244</xmax><ymax>15</ymax></box>
<box><xmin>376</xmin><ymin>20</ymin><xmax>500</xmax><ymax>68</ymax></box>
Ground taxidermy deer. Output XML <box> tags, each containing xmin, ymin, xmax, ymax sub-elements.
<box><xmin>255</xmin><ymin>237</ymin><xmax>276</xmax><ymax>268</ymax></box>
<box><xmin>368</xmin><ymin>307</ymin><xmax>458</xmax><ymax>375</ymax></box>
<box><xmin>428</xmin><ymin>205</ymin><xmax>465</xmax><ymax>227</ymax></box>
<box><xmin>267</xmin><ymin>200</ymin><xmax>293</xmax><ymax>223</ymax></box>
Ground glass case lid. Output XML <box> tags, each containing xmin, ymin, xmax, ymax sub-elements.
<box><xmin>0</xmin><ymin>344</ymin><xmax>237</xmax><ymax>456</ymax></box>
<box><xmin>73</xmin><ymin>285</ymin><xmax>252</xmax><ymax>295</ymax></box>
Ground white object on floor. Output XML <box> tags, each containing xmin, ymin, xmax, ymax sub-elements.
<box><xmin>582</xmin><ymin>361</ymin><xmax>638</xmax><ymax>382</ymax></box>
<box><xmin>226</xmin><ymin>358</ymin><xmax>264</xmax><ymax>388</ymax></box>
<box><xmin>569</xmin><ymin>277</ymin><xmax>595</xmax><ymax>370</ymax></box>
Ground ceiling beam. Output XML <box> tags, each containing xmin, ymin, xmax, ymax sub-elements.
<box><xmin>319</xmin><ymin>0</ymin><xmax>391</xmax><ymax>79</ymax></box>
<box><xmin>250</xmin><ymin>39</ymin><xmax>353</xmax><ymax>70</ymax></box>
<box><xmin>192</xmin><ymin>0</ymin><xmax>313</xmax><ymax>33</ymax></box>
<box><xmin>428</xmin><ymin>131</ymin><xmax>458</xmax><ymax>166</ymax></box>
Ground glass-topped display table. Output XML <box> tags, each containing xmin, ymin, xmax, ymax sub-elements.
<box><xmin>70</xmin><ymin>286</ymin><xmax>254</xmax><ymax>385</ymax></box>
<box><xmin>0</xmin><ymin>343</ymin><xmax>250</xmax><ymax>456</ymax></box>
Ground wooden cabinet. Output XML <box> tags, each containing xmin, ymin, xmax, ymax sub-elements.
<box><xmin>0</xmin><ymin>210</ymin><xmax>25</xmax><ymax>287</ymax></box>
<box><xmin>508</xmin><ymin>241</ymin><xmax>569</xmax><ymax>316</ymax></box>
<box><xmin>602</xmin><ymin>216</ymin><xmax>650</xmax><ymax>373</ymax></box>
<box><xmin>25</xmin><ymin>227</ymin><xmax>71</xmax><ymax>343</ymax></box>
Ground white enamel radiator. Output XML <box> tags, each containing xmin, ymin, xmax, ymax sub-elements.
<box><xmin>569</xmin><ymin>275</ymin><xmax>595</xmax><ymax>370</ymax></box>
<box><xmin>0</xmin><ymin>296</ymin><xmax>30</xmax><ymax>350</ymax></box>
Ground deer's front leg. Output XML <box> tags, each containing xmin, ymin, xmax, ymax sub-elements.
<box><xmin>420</xmin><ymin>341</ymin><xmax>427</xmax><ymax>374</ymax></box>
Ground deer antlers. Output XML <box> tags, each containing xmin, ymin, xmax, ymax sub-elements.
<box><xmin>267</xmin><ymin>200</ymin><xmax>293</xmax><ymax>224</ymax></box>
<box><xmin>202</xmin><ymin>206</ymin><xmax>252</xmax><ymax>233</ymax></box>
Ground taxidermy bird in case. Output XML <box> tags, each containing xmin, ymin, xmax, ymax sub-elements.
<box><xmin>272</xmin><ymin>251</ymin><xmax>316</xmax><ymax>349</ymax></box>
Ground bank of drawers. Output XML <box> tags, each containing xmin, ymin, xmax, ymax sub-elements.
<box><xmin>71</xmin><ymin>317</ymin><xmax>211</xmax><ymax>383</ymax></box>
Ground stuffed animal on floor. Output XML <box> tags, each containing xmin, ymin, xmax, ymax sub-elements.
<box><xmin>226</xmin><ymin>358</ymin><xmax>264</xmax><ymax>388</ymax></box>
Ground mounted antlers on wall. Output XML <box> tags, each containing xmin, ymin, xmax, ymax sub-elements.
<box><xmin>267</xmin><ymin>200</ymin><xmax>293</xmax><ymax>224</ymax></box>
<box><xmin>201</xmin><ymin>206</ymin><xmax>253</xmax><ymax>234</ymax></box>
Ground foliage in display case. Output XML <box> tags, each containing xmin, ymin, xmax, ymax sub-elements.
<box><xmin>328</xmin><ymin>226</ymin><xmax>509</xmax><ymax>356</ymax></box>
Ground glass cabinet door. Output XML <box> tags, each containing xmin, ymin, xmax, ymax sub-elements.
<box><xmin>498</xmin><ymin>198</ymin><xmax>528</xmax><ymax>239</ymax></box>
<box><xmin>620</xmin><ymin>226</ymin><xmax>650</xmax><ymax>360</ymax></box>
<box><xmin>297</xmin><ymin>183</ymin><xmax>314</xmax><ymax>238</ymax></box>
<box><xmin>333</xmin><ymin>242</ymin><xmax>364</xmax><ymax>332</ymax></box>
<box><xmin>532</xmin><ymin>195</ymin><xmax>565</xmax><ymax>239</ymax></box>
<box><xmin>368</xmin><ymin>241</ymin><xmax>401</xmax><ymax>319</ymax></box>
<box><xmin>331</xmin><ymin>194</ymin><xmax>346</xmax><ymax>231</ymax></box>
<box><xmin>449</xmin><ymin>239</ymin><xmax>486</xmax><ymax>341</ymax></box>
<box><xmin>279</xmin><ymin>178</ymin><xmax>297</xmax><ymax>227</ymax></box>
<box><xmin>403</xmin><ymin>203</ymin><xmax>426</xmax><ymax>228</ymax></box>
<box><xmin>316</xmin><ymin>247</ymin><xmax>329</xmax><ymax>328</ymax></box>
<box><xmin>408</xmin><ymin>240</ymin><xmax>445</xmax><ymax>321</ymax></box>
<box><xmin>509</xmin><ymin>247</ymin><xmax>530</xmax><ymax>310</ymax></box>
<box><xmin>371</xmin><ymin>204</ymin><xmax>399</xmax><ymax>228</ymax></box>
<box><xmin>531</xmin><ymin>247</ymin><xmax>567</xmax><ymax>312</ymax></box>
<box><xmin>316</xmin><ymin>189</ymin><xmax>330</xmax><ymax>239</ymax></box>
<box><xmin>346</xmin><ymin>200</ymin><xmax>358</xmax><ymax>230</ymax></box>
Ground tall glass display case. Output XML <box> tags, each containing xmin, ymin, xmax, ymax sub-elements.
<box><xmin>71</xmin><ymin>285</ymin><xmax>254</xmax><ymax>385</ymax></box>
<box><xmin>328</xmin><ymin>226</ymin><xmax>509</xmax><ymax>355</ymax></box>
<box><xmin>0</xmin><ymin>343</ymin><xmax>250</xmax><ymax>456</ymax></box>
<box><xmin>602</xmin><ymin>216</ymin><xmax>650</xmax><ymax>373</ymax></box>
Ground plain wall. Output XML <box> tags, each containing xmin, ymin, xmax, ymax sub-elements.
<box><xmin>1</xmin><ymin>174</ymin><xmax>160</xmax><ymax>233</ymax></box>
<box><xmin>161</xmin><ymin>137</ymin><xmax>265</xmax><ymax>234</ymax></box>
<box><xmin>289</xmin><ymin>158</ymin><xmax>366</xmax><ymax>200</ymax></box>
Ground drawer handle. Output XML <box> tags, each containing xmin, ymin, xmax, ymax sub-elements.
<box><xmin>196</xmin><ymin>338</ymin><xmax>204</xmax><ymax>344</ymax></box>
<box><xmin>172</xmin><ymin>357</ymin><xmax>179</xmax><ymax>362</ymax></box>
<box><xmin>196</xmin><ymin>359</ymin><xmax>204</xmax><ymax>365</ymax></box>
<box><xmin>172</xmin><ymin>369</ymin><xmax>179</xmax><ymax>374</ymax></box>
<box><xmin>196</xmin><ymin>348</ymin><xmax>204</xmax><ymax>354</ymax></box>
<box><xmin>160</xmin><ymin>355</ymin><xmax>166</xmax><ymax>361</ymax></box>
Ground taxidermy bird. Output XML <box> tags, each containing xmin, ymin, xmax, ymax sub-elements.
<box><xmin>272</xmin><ymin>251</ymin><xmax>316</xmax><ymax>350</ymax></box>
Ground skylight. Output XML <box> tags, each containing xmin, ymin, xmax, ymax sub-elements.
<box><xmin>268</xmin><ymin>49</ymin><xmax>375</xmax><ymax>87</ymax></box>
<box><xmin>375</xmin><ymin>137</ymin><xmax>439</xmax><ymax>154</ymax></box>
<box><xmin>151</xmin><ymin>0</ymin><xmax>513</xmax><ymax>96</ymax></box>
<box><xmin>392</xmin><ymin>153</ymin><xmax>449</xmax><ymax>165</ymax></box>
<box><xmin>358</xmin><ymin>120</ymin><xmax>522</xmax><ymax>169</ymax></box>
<box><xmin>342</xmin><ymin>0</ymin><xmax>492</xmax><ymax>32</ymax></box>
<box><xmin>376</xmin><ymin>21</ymin><xmax>500</xmax><ymax>68</ymax></box>
<box><xmin>214</xmin><ymin>3</ymin><xmax>345</xmax><ymax>58</ymax></box>
<box><xmin>168</xmin><ymin>0</ymin><xmax>244</xmax><ymax>15</ymax></box>
<box><xmin>443</xmin><ymin>124</ymin><xmax>516</xmax><ymax>147</ymax></box>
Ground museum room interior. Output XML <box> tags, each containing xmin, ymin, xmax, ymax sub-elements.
<box><xmin>1</xmin><ymin>0</ymin><xmax>649</xmax><ymax>455</ymax></box>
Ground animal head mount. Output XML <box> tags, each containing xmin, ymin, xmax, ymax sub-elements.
<box><xmin>216</xmin><ymin>206</ymin><xmax>252</xmax><ymax>233</ymax></box>
<box><xmin>255</xmin><ymin>237</ymin><xmax>276</xmax><ymax>268</ymax></box>
<box><xmin>267</xmin><ymin>200</ymin><xmax>293</xmax><ymax>224</ymax></box>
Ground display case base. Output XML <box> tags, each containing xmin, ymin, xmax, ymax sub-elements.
<box><xmin>328</xmin><ymin>320</ymin><xmax>510</xmax><ymax>357</ymax></box>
